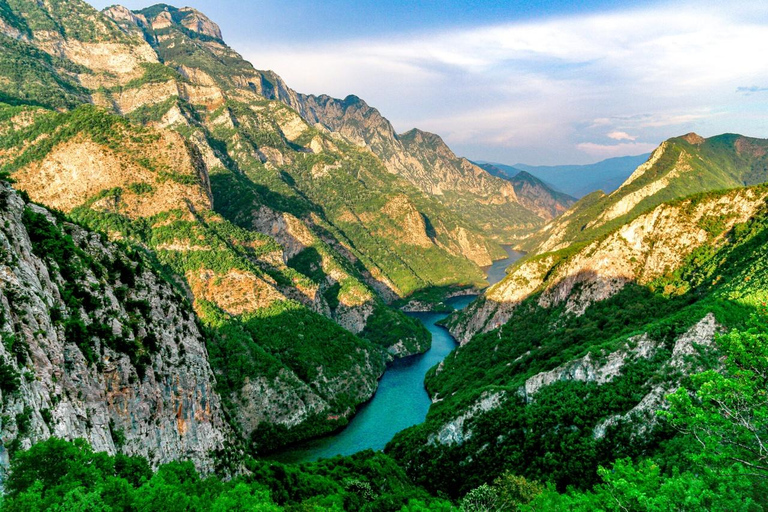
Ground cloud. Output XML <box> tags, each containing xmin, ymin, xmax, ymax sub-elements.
<box><xmin>607</xmin><ymin>131</ymin><xmax>637</xmax><ymax>141</ymax></box>
<box><xmin>243</xmin><ymin>1</ymin><xmax>768</xmax><ymax>164</ymax></box>
<box><xmin>737</xmin><ymin>86</ymin><xmax>768</xmax><ymax>94</ymax></box>
<box><xmin>577</xmin><ymin>142</ymin><xmax>661</xmax><ymax>158</ymax></box>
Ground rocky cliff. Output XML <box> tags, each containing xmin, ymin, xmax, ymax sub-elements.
<box><xmin>0</xmin><ymin>183</ymin><xmax>229</xmax><ymax>474</ymax></box>
<box><xmin>448</xmin><ymin>185</ymin><xmax>768</xmax><ymax>344</ymax></box>
<box><xmin>388</xmin><ymin>179</ymin><xmax>768</xmax><ymax>496</ymax></box>
<box><xmin>283</xmin><ymin>93</ymin><xmax>549</xmax><ymax>242</ymax></box>
<box><xmin>522</xmin><ymin>133</ymin><xmax>768</xmax><ymax>254</ymax></box>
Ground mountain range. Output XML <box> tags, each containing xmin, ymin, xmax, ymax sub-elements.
<box><xmin>0</xmin><ymin>0</ymin><xmax>767</xmax><ymax>510</ymax></box>
<box><xmin>0</xmin><ymin>0</ymin><xmax>574</xmax><ymax>464</ymax></box>
<box><xmin>478</xmin><ymin>153</ymin><xmax>652</xmax><ymax>198</ymax></box>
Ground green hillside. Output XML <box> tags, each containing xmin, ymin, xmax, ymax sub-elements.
<box><xmin>523</xmin><ymin>133</ymin><xmax>768</xmax><ymax>253</ymax></box>
<box><xmin>387</xmin><ymin>184</ymin><xmax>768</xmax><ymax>498</ymax></box>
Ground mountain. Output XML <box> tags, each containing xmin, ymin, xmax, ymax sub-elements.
<box><xmin>388</xmin><ymin>181</ymin><xmax>768</xmax><ymax>497</ymax></box>
<box><xmin>0</xmin><ymin>183</ymin><xmax>231</xmax><ymax>472</ymax></box>
<box><xmin>522</xmin><ymin>133</ymin><xmax>768</xmax><ymax>254</ymax></box>
<box><xmin>383</xmin><ymin>133</ymin><xmax>768</xmax><ymax>498</ymax></box>
<box><xmin>0</xmin><ymin>0</ymin><xmax>545</xmax><ymax>456</ymax></box>
<box><xmin>511</xmin><ymin>153</ymin><xmax>652</xmax><ymax>198</ymax></box>
<box><xmin>3</xmin><ymin>0</ymin><xmax>767</xmax><ymax>508</ymax></box>
<box><xmin>277</xmin><ymin>94</ymin><xmax>558</xmax><ymax>241</ymax></box>
<box><xmin>474</xmin><ymin>163</ymin><xmax>577</xmax><ymax>219</ymax></box>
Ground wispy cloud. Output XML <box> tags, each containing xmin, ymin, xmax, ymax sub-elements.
<box><xmin>244</xmin><ymin>1</ymin><xmax>768</xmax><ymax>164</ymax></box>
<box><xmin>577</xmin><ymin>142</ymin><xmax>660</xmax><ymax>158</ymax></box>
<box><xmin>737</xmin><ymin>86</ymin><xmax>768</xmax><ymax>95</ymax></box>
<box><xmin>607</xmin><ymin>131</ymin><xmax>637</xmax><ymax>141</ymax></box>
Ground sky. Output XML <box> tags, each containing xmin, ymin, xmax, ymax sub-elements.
<box><xmin>89</xmin><ymin>0</ymin><xmax>768</xmax><ymax>165</ymax></box>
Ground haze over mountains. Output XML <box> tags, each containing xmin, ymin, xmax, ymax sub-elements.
<box><xmin>0</xmin><ymin>0</ymin><xmax>768</xmax><ymax>510</ymax></box>
<box><xmin>477</xmin><ymin>154</ymin><xmax>652</xmax><ymax>198</ymax></box>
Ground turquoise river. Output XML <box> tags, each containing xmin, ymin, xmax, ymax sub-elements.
<box><xmin>271</xmin><ymin>248</ymin><xmax>524</xmax><ymax>463</ymax></box>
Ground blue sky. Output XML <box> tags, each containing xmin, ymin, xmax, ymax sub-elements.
<box><xmin>90</xmin><ymin>0</ymin><xmax>768</xmax><ymax>165</ymax></box>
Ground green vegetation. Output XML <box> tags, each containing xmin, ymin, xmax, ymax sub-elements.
<box><xmin>201</xmin><ymin>299</ymin><xmax>386</xmax><ymax>451</ymax></box>
<box><xmin>2</xmin><ymin>0</ymin><xmax>130</xmax><ymax>43</ymax></box>
<box><xmin>387</xmin><ymin>185</ymin><xmax>768</xmax><ymax>499</ymax></box>
<box><xmin>523</xmin><ymin>307</ymin><xmax>768</xmax><ymax>510</ymax></box>
<box><xmin>19</xmin><ymin>206</ymin><xmax>170</xmax><ymax>375</ymax></box>
<box><xmin>0</xmin><ymin>104</ymin><xmax>157</xmax><ymax>175</ymax></box>
<box><xmin>0</xmin><ymin>35</ymin><xmax>87</xmax><ymax>110</ymax></box>
<box><xmin>0</xmin><ymin>438</ymin><xmax>454</xmax><ymax>511</ymax></box>
<box><xmin>7</xmin><ymin>312</ymin><xmax>768</xmax><ymax>510</ymax></box>
<box><xmin>521</xmin><ymin>135</ymin><xmax>768</xmax><ymax>253</ymax></box>
<box><xmin>112</xmin><ymin>63</ymin><xmax>186</xmax><ymax>92</ymax></box>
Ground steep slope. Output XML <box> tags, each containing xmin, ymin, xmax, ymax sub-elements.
<box><xmin>475</xmin><ymin>163</ymin><xmax>576</xmax><ymax>219</ymax></box>
<box><xmin>109</xmin><ymin>3</ymin><xmax>501</xmax><ymax>274</ymax></box>
<box><xmin>523</xmin><ymin>134</ymin><xmax>768</xmax><ymax>254</ymax></box>
<box><xmin>0</xmin><ymin>101</ymin><xmax>393</xmax><ymax>452</ymax></box>
<box><xmin>512</xmin><ymin>153</ymin><xmax>651</xmax><ymax>198</ymax></box>
<box><xmin>0</xmin><ymin>1</ymin><xmax>406</xmax><ymax>452</ymax></box>
<box><xmin>448</xmin><ymin>184</ymin><xmax>768</xmax><ymax>344</ymax></box>
<box><xmin>0</xmin><ymin>183</ymin><xmax>230</xmax><ymax>472</ymax></box>
<box><xmin>398</xmin><ymin>129</ymin><xmax>543</xmax><ymax>238</ymax></box>
<box><xmin>388</xmin><ymin>183</ymin><xmax>768</xmax><ymax>496</ymax></box>
<box><xmin>278</xmin><ymin>93</ymin><xmax>550</xmax><ymax>241</ymax></box>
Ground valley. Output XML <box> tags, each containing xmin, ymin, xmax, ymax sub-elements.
<box><xmin>0</xmin><ymin>0</ymin><xmax>766</xmax><ymax>510</ymax></box>
<box><xmin>271</xmin><ymin>249</ymin><xmax>523</xmax><ymax>463</ymax></box>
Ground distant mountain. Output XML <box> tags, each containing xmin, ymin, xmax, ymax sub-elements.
<box><xmin>494</xmin><ymin>154</ymin><xmax>652</xmax><ymax>198</ymax></box>
<box><xmin>475</xmin><ymin>163</ymin><xmax>576</xmax><ymax>219</ymax></box>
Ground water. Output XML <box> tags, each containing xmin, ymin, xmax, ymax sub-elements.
<box><xmin>269</xmin><ymin>248</ymin><xmax>524</xmax><ymax>463</ymax></box>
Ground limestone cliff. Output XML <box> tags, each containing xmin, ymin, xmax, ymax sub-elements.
<box><xmin>283</xmin><ymin>93</ymin><xmax>547</xmax><ymax>243</ymax></box>
<box><xmin>0</xmin><ymin>184</ymin><xmax>229</xmax><ymax>473</ymax></box>
<box><xmin>449</xmin><ymin>186</ymin><xmax>768</xmax><ymax>344</ymax></box>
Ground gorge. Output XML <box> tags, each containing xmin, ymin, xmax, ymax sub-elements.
<box><xmin>272</xmin><ymin>248</ymin><xmax>524</xmax><ymax>463</ymax></box>
<box><xmin>0</xmin><ymin>0</ymin><xmax>767</xmax><ymax>510</ymax></box>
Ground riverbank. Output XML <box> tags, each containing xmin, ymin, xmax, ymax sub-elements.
<box><xmin>267</xmin><ymin>249</ymin><xmax>525</xmax><ymax>463</ymax></box>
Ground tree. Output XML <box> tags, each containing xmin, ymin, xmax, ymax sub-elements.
<box><xmin>665</xmin><ymin>305</ymin><xmax>768</xmax><ymax>478</ymax></box>
<box><xmin>460</xmin><ymin>484</ymin><xmax>499</xmax><ymax>512</ymax></box>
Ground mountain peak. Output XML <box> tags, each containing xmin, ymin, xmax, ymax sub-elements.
<box><xmin>342</xmin><ymin>94</ymin><xmax>365</xmax><ymax>107</ymax></box>
<box><xmin>400</xmin><ymin>128</ymin><xmax>449</xmax><ymax>151</ymax></box>
<box><xmin>178</xmin><ymin>7</ymin><xmax>223</xmax><ymax>40</ymax></box>
<box><xmin>102</xmin><ymin>5</ymin><xmax>148</xmax><ymax>27</ymax></box>
<box><xmin>135</xmin><ymin>4</ymin><xmax>223</xmax><ymax>40</ymax></box>
<box><xmin>681</xmin><ymin>132</ymin><xmax>705</xmax><ymax>145</ymax></box>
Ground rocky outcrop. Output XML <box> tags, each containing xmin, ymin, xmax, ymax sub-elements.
<box><xmin>593</xmin><ymin>314</ymin><xmax>721</xmax><ymax>438</ymax></box>
<box><xmin>178</xmin><ymin>8</ymin><xmax>223</xmax><ymax>40</ymax></box>
<box><xmin>0</xmin><ymin>184</ymin><xmax>229</xmax><ymax>473</ymax></box>
<box><xmin>520</xmin><ymin>334</ymin><xmax>657</xmax><ymax>401</ymax></box>
<box><xmin>12</xmin><ymin>130</ymin><xmax>212</xmax><ymax>218</ymax></box>
<box><xmin>427</xmin><ymin>391</ymin><xmax>506</xmax><ymax>447</ymax></box>
<box><xmin>450</xmin><ymin>186</ymin><xmax>768</xmax><ymax>344</ymax></box>
<box><xmin>281</xmin><ymin>94</ymin><xmax>544</xmax><ymax>245</ymax></box>
<box><xmin>507</xmin><ymin>171</ymin><xmax>576</xmax><ymax>221</ymax></box>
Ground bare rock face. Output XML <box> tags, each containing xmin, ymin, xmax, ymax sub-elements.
<box><xmin>427</xmin><ymin>391</ymin><xmax>506</xmax><ymax>447</ymax></box>
<box><xmin>0</xmin><ymin>184</ymin><xmax>229</xmax><ymax>474</ymax></box>
<box><xmin>520</xmin><ymin>334</ymin><xmax>658</xmax><ymax>401</ymax></box>
<box><xmin>592</xmin><ymin>314</ymin><xmax>721</xmax><ymax>438</ymax></box>
<box><xmin>450</xmin><ymin>187</ymin><xmax>768</xmax><ymax>344</ymax></box>
<box><xmin>102</xmin><ymin>5</ymin><xmax>148</xmax><ymax>28</ymax></box>
<box><xmin>179</xmin><ymin>8</ymin><xmax>223</xmax><ymax>40</ymax></box>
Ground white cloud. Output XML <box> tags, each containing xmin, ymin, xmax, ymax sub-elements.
<box><xmin>243</xmin><ymin>1</ymin><xmax>768</xmax><ymax>164</ymax></box>
<box><xmin>607</xmin><ymin>131</ymin><xmax>637</xmax><ymax>141</ymax></box>
<box><xmin>577</xmin><ymin>142</ymin><xmax>661</xmax><ymax>158</ymax></box>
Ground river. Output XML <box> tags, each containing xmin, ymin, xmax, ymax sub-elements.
<box><xmin>270</xmin><ymin>247</ymin><xmax>524</xmax><ymax>463</ymax></box>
